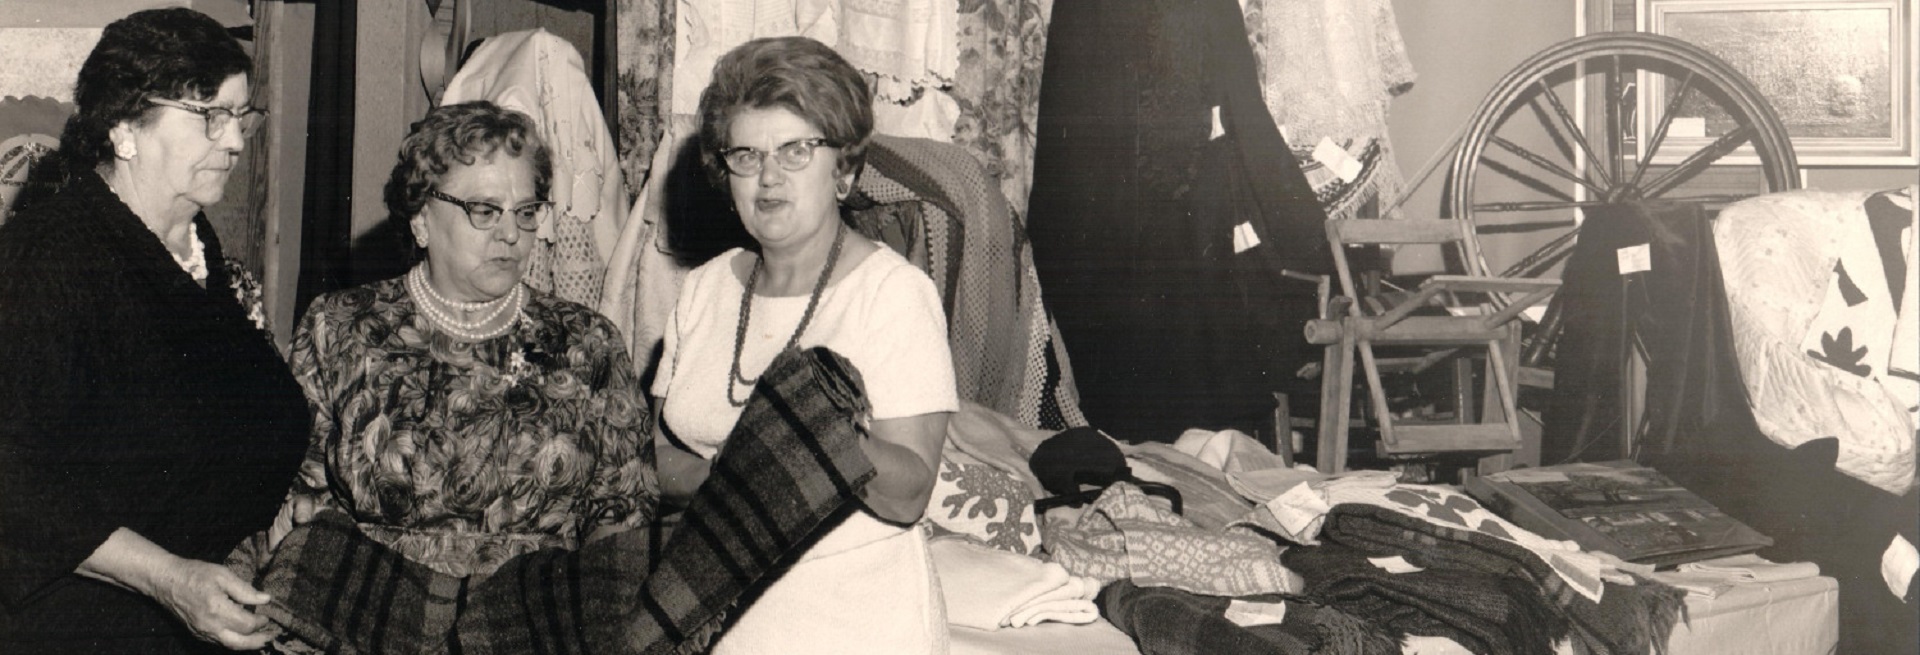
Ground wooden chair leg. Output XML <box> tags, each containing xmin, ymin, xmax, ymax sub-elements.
<box><xmin>1318</xmin><ymin>335</ymin><xmax>1355</xmax><ymax>473</ymax></box>
<box><xmin>1357</xmin><ymin>341</ymin><xmax>1394</xmax><ymax>450</ymax></box>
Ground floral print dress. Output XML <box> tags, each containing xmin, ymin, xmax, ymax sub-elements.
<box><xmin>279</xmin><ymin>276</ymin><xmax>655</xmax><ymax>577</ymax></box>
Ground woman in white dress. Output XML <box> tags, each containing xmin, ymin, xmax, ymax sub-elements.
<box><xmin>651</xmin><ymin>36</ymin><xmax>958</xmax><ymax>653</ymax></box>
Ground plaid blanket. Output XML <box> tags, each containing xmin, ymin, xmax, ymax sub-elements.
<box><xmin>256</xmin><ymin>347</ymin><xmax>879</xmax><ymax>654</ymax></box>
<box><xmin>1289</xmin><ymin>504</ymin><xmax>1685</xmax><ymax>655</ymax></box>
<box><xmin>1095</xmin><ymin>579</ymin><xmax>1399</xmax><ymax>655</ymax></box>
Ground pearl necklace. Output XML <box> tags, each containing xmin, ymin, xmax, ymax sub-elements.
<box><xmin>407</xmin><ymin>265</ymin><xmax>524</xmax><ymax>341</ymax></box>
<box><xmin>727</xmin><ymin>222</ymin><xmax>845</xmax><ymax>407</ymax></box>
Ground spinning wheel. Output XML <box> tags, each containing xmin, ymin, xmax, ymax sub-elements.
<box><xmin>1445</xmin><ymin>33</ymin><xmax>1800</xmax><ymax>372</ymax></box>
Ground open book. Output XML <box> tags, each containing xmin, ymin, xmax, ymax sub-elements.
<box><xmin>1465</xmin><ymin>460</ymin><xmax>1773</xmax><ymax>567</ymax></box>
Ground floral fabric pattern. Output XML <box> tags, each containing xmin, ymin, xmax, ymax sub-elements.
<box><xmin>282</xmin><ymin>277</ymin><xmax>656</xmax><ymax>577</ymax></box>
<box><xmin>951</xmin><ymin>0</ymin><xmax>1051</xmax><ymax>221</ymax></box>
<box><xmin>615</xmin><ymin>0</ymin><xmax>675</xmax><ymax>190</ymax></box>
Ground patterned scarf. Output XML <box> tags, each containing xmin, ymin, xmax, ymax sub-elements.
<box><xmin>256</xmin><ymin>347</ymin><xmax>879</xmax><ymax>654</ymax></box>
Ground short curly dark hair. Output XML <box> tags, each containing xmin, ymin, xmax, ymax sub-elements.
<box><xmin>59</xmin><ymin>7</ymin><xmax>252</xmax><ymax>171</ymax></box>
<box><xmin>383</xmin><ymin>102</ymin><xmax>553</xmax><ymax>229</ymax></box>
<box><xmin>695</xmin><ymin>36</ymin><xmax>873</xmax><ymax>189</ymax></box>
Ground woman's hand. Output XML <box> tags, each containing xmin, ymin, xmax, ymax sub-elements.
<box><xmin>76</xmin><ymin>528</ymin><xmax>281</xmax><ymax>650</ymax></box>
<box><xmin>653</xmin><ymin>402</ymin><xmax>712</xmax><ymax>511</ymax></box>
<box><xmin>146</xmin><ymin>557</ymin><xmax>281</xmax><ymax>649</ymax></box>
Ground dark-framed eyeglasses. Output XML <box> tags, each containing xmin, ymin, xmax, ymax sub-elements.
<box><xmin>146</xmin><ymin>98</ymin><xmax>269</xmax><ymax>140</ymax></box>
<box><xmin>426</xmin><ymin>188</ymin><xmax>550</xmax><ymax>232</ymax></box>
<box><xmin>718</xmin><ymin>137</ymin><xmax>837</xmax><ymax>177</ymax></box>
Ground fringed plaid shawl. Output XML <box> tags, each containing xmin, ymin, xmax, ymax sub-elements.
<box><xmin>255</xmin><ymin>347</ymin><xmax>879</xmax><ymax>655</ymax></box>
<box><xmin>1289</xmin><ymin>504</ymin><xmax>1686</xmax><ymax>655</ymax></box>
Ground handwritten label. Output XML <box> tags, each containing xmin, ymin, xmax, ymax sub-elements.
<box><xmin>1617</xmin><ymin>244</ymin><xmax>1652</xmax><ymax>274</ymax></box>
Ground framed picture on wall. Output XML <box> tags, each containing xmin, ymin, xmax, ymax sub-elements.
<box><xmin>1640</xmin><ymin>0</ymin><xmax>1918</xmax><ymax>166</ymax></box>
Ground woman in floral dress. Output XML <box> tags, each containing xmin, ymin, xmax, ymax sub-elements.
<box><xmin>263</xmin><ymin>102</ymin><xmax>655</xmax><ymax>578</ymax></box>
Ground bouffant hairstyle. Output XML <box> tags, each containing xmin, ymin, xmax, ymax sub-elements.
<box><xmin>60</xmin><ymin>8</ymin><xmax>252</xmax><ymax>171</ymax></box>
<box><xmin>695</xmin><ymin>36</ymin><xmax>873</xmax><ymax>189</ymax></box>
<box><xmin>382</xmin><ymin>101</ymin><xmax>553</xmax><ymax>229</ymax></box>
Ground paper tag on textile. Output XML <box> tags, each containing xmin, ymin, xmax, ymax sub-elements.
<box><xmin>1262</xmin><ymin>481</ymin><xmax>1330</xmax><ymax>542</ymax></box>
<box><xmin>1616</xmin><ymin>243</ymin><xmax>1652</xmax><ymax>274</ymax></box>
<box><xmin>1882</xmin><ymin>535</ymin><xmax>1918</xmax><ymax>600</ymax></box>
<box><xmin>1223</xmin><ymin>600</ymin><xmax>1288</xmax><ymax>627</ymax></box>
<box><xmin>1233</xmin><ymin>221</ymin><xmax>1261</xmax><ymax>254</ymax></box>
<box><xmin>1369</xmin><ymin>556</ymin><xmax>1425</xmax><ymax>574</ymax></box>
<box><xmin>1311</xmin><ymin>137</ymin><xmax>1363</xmax><ymax>183</ymax></box>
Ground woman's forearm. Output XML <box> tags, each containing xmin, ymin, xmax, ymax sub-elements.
<box><xmin>75</xmin><ymin>528</ymin><xmax>176</xmax><ymax>596</ymax></box>
<box><xmin>858</xmin><ymin>413</ymin><xmax>949</xmax><ymax>524</ymax></box>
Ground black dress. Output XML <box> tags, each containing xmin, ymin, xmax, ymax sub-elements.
<box><xmin>0</xmin><ymin>172</ymin><xmax>310</xmax><ymax>653</ymax></box>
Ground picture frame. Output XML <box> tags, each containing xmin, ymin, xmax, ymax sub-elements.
<box><xmin>1639</xmin><ymin>0</ymin><xmax>1918</xmax><ymax>166</ymax></box>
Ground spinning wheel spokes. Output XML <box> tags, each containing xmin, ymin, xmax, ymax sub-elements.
<box><xmin>1446</xmin><ymin>32</ymin><xmax>1800</xmax><ymax>375</ymax></box>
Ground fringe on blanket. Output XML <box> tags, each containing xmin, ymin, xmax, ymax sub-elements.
<box><xmin>1293</xmin><ymin>504</ymin><xmax>1685</xmax><ymax>655</ymax></box>
<box><xmin>1095</xmin><ymin>579</ymin><xmax>1399</xmax><ymax>655</ymax></box>
<box><xmin>254</xmin><ymin>347</ymin><xmax>880</xmax><ymax>655</ymax></box>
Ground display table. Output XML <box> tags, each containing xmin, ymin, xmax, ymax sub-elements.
<box><xmin>954</xmin><ymin>574</ymin><xmax>1839</xmax><ymax>655</ymax></box>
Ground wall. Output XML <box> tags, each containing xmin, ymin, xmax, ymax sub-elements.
<box><xmin>1386</xmin><ymin>0</ymin><xmax>1919</xmax><ymax>275</ymax></box>
<box><xmin>1386</xmin><ymin>0</ymin><xmax>1578</xmax><ymax>274</ymax></box>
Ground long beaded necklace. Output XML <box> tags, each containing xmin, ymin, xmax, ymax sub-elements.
<box><xmin>407</xmin><ymin>265</ymin><xmax>524</xmax><ymax>341</ymax></box>
<box><xmin>727</xmin><ymin>222</ymin><xmax>846</xmax><ymax>407</ymax></box>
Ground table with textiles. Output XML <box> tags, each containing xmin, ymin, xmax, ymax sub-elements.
<box><xmin>951</xmin><ymin>570</ymin><xmax>1837</xmax><ymax>655</ymax></box>
<box><xmin>928</xmin><ymin>417</ymin><xmax>1841</xmax><ymax>655</ymax></box>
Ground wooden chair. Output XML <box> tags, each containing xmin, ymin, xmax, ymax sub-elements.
<box><xmin>1305</xmin><ymin>218</ymin><xmax>1559</xmax><ymax>473</ymax></box>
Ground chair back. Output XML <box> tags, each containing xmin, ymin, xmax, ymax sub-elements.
<box><xmin>1323</xmin><ymin>218</ymin><xmax>1488</xmax><ymax>302</ymax></box>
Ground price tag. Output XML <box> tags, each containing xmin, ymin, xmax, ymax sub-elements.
<box><xmin>1233</xmin><ymin>221</ymin><xmax>1261</xmax><ymax>254</ymax></box>
<box><xmin>1617</xmin><ymin>243</ymin><xmax>1652</xmax><ymax>274</ymax></box>
<box><xmin>1311</xmin><ymin>137</ymin><xmax>1363</xmax><ymax>183</ymax></box>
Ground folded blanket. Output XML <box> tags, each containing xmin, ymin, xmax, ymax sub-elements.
<box><xmin>257</xmin><ymin>347</ymin><xmax>879</xmax><ymax>655</ymax></box>
<box><xmin>1096</xmin><ymin>579</ymin><xmax>1400</xmax><ymax>655</ymax></box>
<box><xmin>1296</xmin><ymin>504</ymin><xmax>1684</xmax><ymax>655</ymax></box>
<box><xmin>1044</xmin><ymin>481</ymin><xmax>1301</xmax><ymax>596</ymax></box>
<box><xmin>930</xmin><ymin>536</ymin><xmax>1099</xmax><ymax>630</ymax></box>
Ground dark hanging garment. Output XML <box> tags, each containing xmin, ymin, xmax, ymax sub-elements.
<box><xmin>1026</xmin><ymin>0</ymin><xmax>1328</xmax><ymax>442</ymax></box>
<box><xmin>1540</xmin><ymin>200</ymin><xmax>1752</xmax><ymax>463</ymax></box>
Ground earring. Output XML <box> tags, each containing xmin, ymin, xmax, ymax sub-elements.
<box><xmin>115</xmin><ymin>143</ymin><xmax>137</xmax><ymax>160</ymax></box>
<box><xmin>836</xmin><ymin>179</ymin><xmax>852</xmax><ymax>197</ymax></box>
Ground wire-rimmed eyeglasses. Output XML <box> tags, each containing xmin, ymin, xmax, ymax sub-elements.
<box><xmin>717</xmin><ymin>137</ymin><xmax>837</xmax><ymax>177</ymax></box>
<box><xmin>146</xmin><ymin>98</ymin><xmax>269</xmax><ymax>140</ymax></box>
<box><xmin>427</xmin><ymin>188</ymin><xmax>550</xmax><ymax>232</ymax></box>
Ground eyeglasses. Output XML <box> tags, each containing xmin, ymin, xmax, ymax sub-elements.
<box><xmin>146</xmin><ymin>98</ymin><xmax>269</xmax><ymax>140</ymax></box>
<box><xmin>427</xmin><ymin>188</ymin><xmax>550</xmax><ymax>232</ymax></box>
<box><xmin>718</xmin><ymin>137</ymin><xmax>836</xmax><ymax>177</ymax></box>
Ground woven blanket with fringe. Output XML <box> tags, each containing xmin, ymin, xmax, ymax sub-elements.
<box><xmin>1287</xmin><ymin>504</ymin><xmax>1684</xmax><ymax>655</ymax></box>
<box><xmin>851</xmin><ymin>134</ymin><xmax>1086</xmax><ymax>430</ymax></box>
<box><xmin>254</xmin><ymin>347</ymin><xmax>879</xmax><ymax>655</ymax></box>
<box><xmin>1097</xmin><ymin>579</ymin><xmax>1400</xmax><ymax>655</ymax></box>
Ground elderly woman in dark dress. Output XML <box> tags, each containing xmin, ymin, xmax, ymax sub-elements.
<box><xmin>0</xmin><ymin>8</ymin><xmax>307</xmax><ymax>653</ymax></box>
